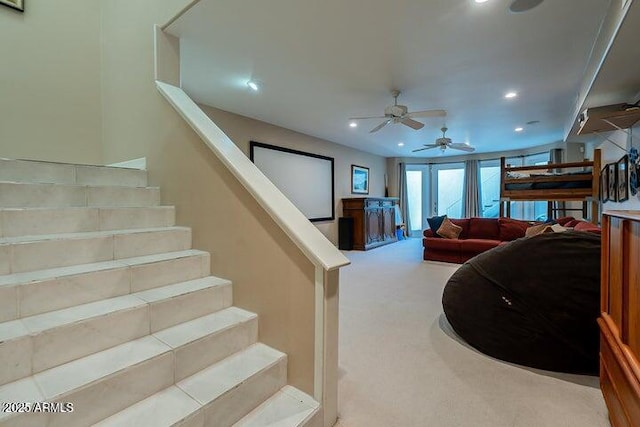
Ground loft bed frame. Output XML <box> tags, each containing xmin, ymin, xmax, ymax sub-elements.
<box><xmin>499</xmin><ymin>149</ymin><xmax>601</xmax><ymax>224</ymax></box>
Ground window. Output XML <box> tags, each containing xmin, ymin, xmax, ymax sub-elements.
<box><xmin>406</xmin><ymin>170</ymin><xmax>423</xmax><ymax>231</ymax></box>
<box><xmin>505</xmin><ymin>152</ymin><xmax>549</xmax><ymax>221</ymax></box>
<box><xmin>479</xmin><ymin>159</ymin><xmax>500</xmax><ymax>218</ymax></box>
<box><xmin>433</xmin><ymin>164</ymin><xmax>465</xmax><ymax>218</ymax></box>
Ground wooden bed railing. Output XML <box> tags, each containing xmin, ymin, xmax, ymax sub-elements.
<box><xmin>499</xmin><ymin>149</ymin><xmax>601</xmax><ymax>224</ymax></box>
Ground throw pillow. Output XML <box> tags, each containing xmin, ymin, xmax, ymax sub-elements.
<box><xmin>427</xmin><ymin>215</ymin><xmax>447</xmax><ymax>237</ymax></box>
<box><xmin>525</xmin><ymin>223</ymin><xmax>567</xmax><ymax>237</ymax></box>
<box><xmin>574</xmin><ymin>221</ymin><xmax>601</xmax><ymax>234</ymax></box>
<box><xmin>525</xmin><ymin>223</ymin><xmax>551</xmax><ymax>237</ymax></box>
<box><xmin>556</xmin><ymin>216</ymin><xmax>575</xmax><ymax>226</ymax></box>
<box><xmin>437</xmin><ymin>217</ymin><xmax>463</xmax><ymax>239</ymax></box>
<box><xmin>564</xmin><ymin>219</ymin><xmax>580</xmax><ymax>228</ymax></box>
<box><xmin>498</xmin><ymin>218</ymin><xmax>529</xmax><ymax>241</ymax></box>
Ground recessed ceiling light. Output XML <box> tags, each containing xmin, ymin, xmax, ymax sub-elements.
<box><xmin>247</xmin><ymin>80</ymin><xmax>260</xmax><ymax>91</ymax></box>
<box><xmin>505</xmin><ymin>92</ymin><xmax>518</xmax><ymax>99</ymax></box>
<box><xmin>475</xmin><ymin>0</ymin><xmax>489</xmax><ymax>3</ymax></box>
<box><xmin>515</xmin><ymin>127</ymin><xmax>524</xmax><ymax>132</ymax></box>
<box><xmin>398</xmin><ymin>142</ymin><xmax>405</xmax><ymax>147</ymax></box>
<box><xmin>349</xmin><ymin>122</ymin><xmax>358</xmax><ymax>128</ymax></box>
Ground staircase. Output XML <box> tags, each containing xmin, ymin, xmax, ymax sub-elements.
<box><xmin>0</xmin><ymin>158</ymin><xmax>320</xmax><ymax>427</ymax></box>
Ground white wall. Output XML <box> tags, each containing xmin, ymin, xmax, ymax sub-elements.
<box><xmin>199</xmin><ymin>105</ymin><xmax>389</xmax><ymax>245</ymax></box>
<box><xmin>0</xmin><ymin>0</ymin><xmax>103</xmax><ymax>164</ymax></box>
<box><xmin>586</xmin><ymin>123</ymin><xmax>640</xmax><ymax>210</ymax></box>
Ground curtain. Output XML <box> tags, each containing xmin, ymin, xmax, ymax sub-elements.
<box><xmin>399</xmin><ymin>162</ymin><xmax>412</xmax><ymax>235</ymax></box>
<box><xmin>462</xmin><ymin>160</ymin><xmax>480</xmax><ymax>218</ymax></box>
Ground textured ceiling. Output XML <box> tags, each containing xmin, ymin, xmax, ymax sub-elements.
<box><xmin>167</xmin><ymin>0</ymin><xmax>618</xmax><ymax>158</ymax></box>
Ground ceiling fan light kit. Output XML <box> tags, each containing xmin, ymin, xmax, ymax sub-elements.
<box><xmin>348</xmin><ymin>90</ymin><xmax>446</xmax><ymax>133</ymax></box>
<box><xmin>412</xmin><ymin>127</ymin><xmax>476</xmax><ymax>154</ymax></box>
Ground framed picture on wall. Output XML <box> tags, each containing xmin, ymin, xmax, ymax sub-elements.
<box><xmin>0</xmin><ymin>0</ymin><xmax>24</xmax><ymax>12</ymax></box>
<box><xmin>601</xmin><ymin>165</ymin><xmax>609</xmax><ymax>203</ymax></box>
<box><xmin>608</xmin><ymin>163</ymin><xmax>618</xmax><ymax>203</ymax></box>
<box><xmin>351</xmin><ymin>165</ymin><xmax>370</xmax><ymax>194</ymax></box>
<box><xmin>617</xmin><ymin>155</ymin><xmax>629</xmax><ymax>202</ymax></box>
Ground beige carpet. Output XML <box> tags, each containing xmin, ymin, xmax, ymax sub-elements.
<box><xmin>335</xmin><ymin>238</ymin><xmax>609</xmax><ymax>427</ymax></box>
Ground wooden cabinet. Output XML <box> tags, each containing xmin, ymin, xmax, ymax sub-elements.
<box><xmin>342</xmin><ymin>197</ymin><xmax>398</xmax><ymax>250</ymax></box>
<box><xmin>599</xmin><ymin>210</ymin><xmax>640</xmax><ymax>426</ymax></box>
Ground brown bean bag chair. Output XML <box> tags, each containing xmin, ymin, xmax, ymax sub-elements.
<box><xmin>442</xmin><ymin>231</ymin><xmax>601</xmax><ymax>374</ymax></box>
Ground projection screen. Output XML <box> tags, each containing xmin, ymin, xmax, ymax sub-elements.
<box><xmin>249</xmin><ymin>141</ymin><xmax>335</xmax><ymax>222</ymax></box>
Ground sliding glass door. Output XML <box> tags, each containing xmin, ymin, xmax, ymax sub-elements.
<box><xmin>405</xmin><ymin>165</ymin><xmax>430</xmax><ymax>236</ymax></box>
<box><xmin>405</xmin><ymin>163</ymin><xmax>464</xmax><ymax>236</ymax></box>
<box><xmin>479</xmin><ymin>159</ymin><xmax>500</xmax><ymax>218</ymax></box>
<box><xmin>432</xmin><ymin>163</ymin><xmax>465</xmax><ymax>218</ymax></box>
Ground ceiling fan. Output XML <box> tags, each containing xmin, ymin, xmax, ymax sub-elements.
<box><xmin>349</xmin><ymin>90</ymin><xmax>447</xmax><ymax>133</ymax></box>
<box><xmin>412</xmin><ymin>127</ymin><xmax>475</xmax><ymax>153</ymax></box>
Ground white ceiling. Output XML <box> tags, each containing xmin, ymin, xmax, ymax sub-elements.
<box><xmin>167</xmin><ymin>0</ymin><xmax>618</xmax><ymax>158</ymax></box>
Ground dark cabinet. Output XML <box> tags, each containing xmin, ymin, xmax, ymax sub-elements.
<box><xmin>342</xmin><ymin>197</ymin><xmax>398</xmax><ymax>250</ymax></box>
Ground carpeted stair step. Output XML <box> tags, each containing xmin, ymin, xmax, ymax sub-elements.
<box><xmin>0</xmin><ymin>181</ymin><xmax>160</xmax><ymax>208</ymax></box>
<box><xmin>93</xmin><ymin>386</ymin><xmax>203</xmax><ymax>427</ymax></box>
<box><xmin>0</xmin><ymin>276</ymin><xmax>232</xmax><ymax>386</ymax></box>
<box><xmin>0</xmin><ymin>335</ymin><xmax>174</xmax><ymax>427</ymax></box>
<box><xmin>0</xmin><ymin>249</ymin><xmax>210</xmax><ymax>322</ymax></box>
<box><xmin>232</xmin><ymin>385</ymin><xmax>320</xmax><ymax>427</ymax></box>
<box><xmin>0</xmin><ymin>226</ymin><xmax>192</xmax><ymax>274</ymax></box>
<box><xmin>0</xmin><ymin>333</ymin><xmax>274</xmax><ymax>427</ymax></box>
<box><xmin>176</xmin><ymin>343</ymin><xmax>288</xmax><ymax>427</ymax></box>
<box><xmin>0</xmin><ymin>206</ymin><xmax>175</xmax><ymax>237</ymax></box>
<box><xmin>0</xmin><ymin>158</ymin><xmax>148</xmax><ymax>187</ymax></box>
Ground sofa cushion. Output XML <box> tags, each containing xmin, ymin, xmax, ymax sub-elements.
<box><xmin>564</xmin><ymin>219</ymin><xmax>581</xmax><ymax>228</ymax></box>
<box><xmin>460</xmin><ymin>239</ymin><xmax>501</xmax><ymax>253</ymax></box>
<box><xmin>556</xmin><ymin>216</ymin><xmax>575</xmax><ymax>226</ymax></box>
<box><xmin>424</xmin><ymin>237</ymin><xmax>462</xmax><ymax>252</ymax></box>
<box><xmin>427</xmin><ymin>215</ymin><xmax>447</xmax><ymax>236</ymax></box>
<box><xmin>574</xmin><ymin>221</ymin><xmax>601</xmax><ymax>234</ymax></box>
<box><xmin>449</xmin><ymin>218</ymin><xmax>470</xmax><ymax>239</ymax></box>
<box><xmin>498</xmin><ymin>218</ymin><xmax>529</xmax><ymax>241</ymax></box>
<box><xmin>424</xmin><ymin>248</ymin><xmax>465</xmax><ymax>264</ymax></box>
<box><xmin>437</xmin><ymin>218</ymin><xmax>463</xmax><ymax>239</ymax></box>
<box><xmin>468</xmin><ymin>217</ymin><xmax>500</xmax><ymax>240</ymax></box>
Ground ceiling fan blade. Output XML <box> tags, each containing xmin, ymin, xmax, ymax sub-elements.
<box><xmin>449</xmin><ymin>143</ymin><xmax>476</xmax><ymax>152</ymax></box>
<box><xmin>411</xmin><ymin>144</ymin><xmax>439</xmax><ymax>152</ymax></box>
<box><xmin>349</xmin><ymin>115</ymin><xmax>387</xmax><ymax>120</ymax></box>
<box><xmin>408</xmin><ymin>109</ymin><xmax>447</xmax><ymax>118</ymax></box>
<box><xmin>370</xmin><ymin>120</ymin><xmax>391</xmax><ymax>133</ymax></box>
<box><xmin>400</xmin><ymin>117</ymin><xmax>424</xmax><ymax>130</ymax></box>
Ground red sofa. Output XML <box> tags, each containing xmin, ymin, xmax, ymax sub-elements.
<box><xmin>422</xmin><ymin>216</ymin><xmax>593</xmax><ymax>264</ymax></box>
